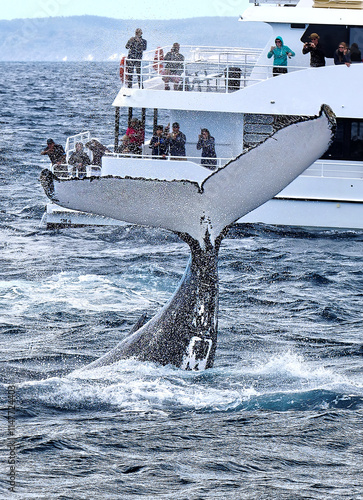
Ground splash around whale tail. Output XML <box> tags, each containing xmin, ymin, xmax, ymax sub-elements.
<box><xmin>40</xmin><ymin>105</ymin><xmax>336</xmax><ymax>370</ymax></box>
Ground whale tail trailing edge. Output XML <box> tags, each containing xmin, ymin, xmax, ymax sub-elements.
<box><xmin>40</xmin><ymin>105</ymin><xmax>336</xmax><ymax>248</ymax></box>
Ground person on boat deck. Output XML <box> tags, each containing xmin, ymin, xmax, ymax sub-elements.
<box><xmin>349</xmin><ymin>43</ymin><xmax>362</xmax><ymax>63</ymax></box>
<box><xmin>267</xmin><ymin>36</ymin><xmax>295</xmax><ymax>77</ymax></box>
<box><xmin>122</xmin><ymin>118</ymin><xmax>145</xmax><ymax>155</ymax></box>
<box><xmin>197</xmin><ymin>129</ymin><xmax>217</xmax><ymax>169</ymax></box>
<box><xmin>68</xmin><ymin>142</ymin><xmax>90</xmax><ymax>177</ymax></box>
<box><xmin>163</xmin><ymin>43</ymin><xmax>185</xmax><ymax>90</ymax></box>
<box><xmin>149</xmin><ymin>125</ymin><xmax>168</xmax><ymax>159</ymax></box>
<box><xmin>85</xmin><ymin>139</ymin><xmax>110</xmax><ymax>166</ymax></box>
<box><xmin>125</xmin><ymin>28</ymin><xmax>147</xmax><ymax>88</ymax></box>
<box><xmin>166</xmin><ymin>122</ymin><xmax>186</xmax><ymax>159</ymax></box>
<box><xmin>40</xmin><ymin>138</ymin><xmax>66</xmax><ymax>165</ymax></box>
<box><xmin>334</xmin><ymin>42</ymin><xmax>351</xmax><ymax>67</ymax></box>
<box><xmin>302</xmin><ymin>33</ymin><xmax>325</xmax><ymax>67</ymax></box>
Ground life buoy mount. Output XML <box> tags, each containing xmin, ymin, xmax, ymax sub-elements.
<box><xmin>153</xmin><ymin>47</ymin><xmax>164</xmax><ymax>74</ymax></box>
<box><xmin>119</xmin><ymin>56</ymin><xmax>126</xmax><ymax>82</ymax></box>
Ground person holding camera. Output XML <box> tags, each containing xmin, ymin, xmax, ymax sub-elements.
<box><xmin>197</xmin><ymin>129</ymin><xmax>217</xmax><ymax>169</ymax></box>
<box><xmin>149</xmin><ymin>125</ymin><xmax>168</xmax><ymax>159</ymax></box>
<box><xmin>302</xmin><ymin>33</ymin><xmax>326</xmax><ymax>67</ymax></box>
<box><xmin>166</xmin><ymin>122</ymin><xmax>186</xmax><ymax>160</ymax></box>
<box><xmin>267</xmin><ymin>36</ymin><xmax>295</xmax><ymax>77</ymax></box>
<box><xmin>40</xmin><ymin>138</ymin><xmax>66</xmax><ymax>165</ymax></box>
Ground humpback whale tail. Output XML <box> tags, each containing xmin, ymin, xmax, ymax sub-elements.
<box><xmin>40</xmin><ymin>105</ymin><xmax>336</xmax><ymax>370</ymax></box>
<box><xmin>82</xmin><ymin>231</ymin><xmax>224</xmax><ymax>371</ymax></box>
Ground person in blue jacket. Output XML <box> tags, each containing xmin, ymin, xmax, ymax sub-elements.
<box><xmin>149</xmin><ymin>125</ymin><xmax>168</xmax><ymax>159</ymax></box>
<box><xmin>267</xmin><ymin>36</ymin><xmax>295</xmax><ymax>76</ymax></box>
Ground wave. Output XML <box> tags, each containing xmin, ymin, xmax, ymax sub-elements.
<box><xmin>11</xmin><ymin>351</ymin><xmax>362</xmax><ymax>415</ymax></box>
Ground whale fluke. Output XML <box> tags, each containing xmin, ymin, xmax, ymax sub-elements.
<box><xmin>81</xmin><ymin>232</ymin><xmax>223</xmax><ymax>371</ymax></box>
<box><xmin>40</xmin><ymin>105</ymin><xmax>336</xmax><ymax>369</ymax></box>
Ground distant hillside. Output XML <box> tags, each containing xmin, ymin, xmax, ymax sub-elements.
<box><xmin>0</xmin><ymin>16</ymin><xmax>270</xmax><ymax>61</ymax></box>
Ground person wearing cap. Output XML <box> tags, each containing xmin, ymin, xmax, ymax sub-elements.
<box><xmin>40</xmin><ymin>139</ymin><xmax>66</xmax><ymax>165</ymax></box>
<box><xmin>166</xmin><ymin>122</ymin><xmax>186</xmax><ymax>159</ymax></box>
<box><xmin>267</xmin><ymin>36</ymin><xmax>295</xmax><ymax>76</ymax></box>
<box><xmin>125</xmin><ymin>28</ymin><xmax>147</xmax><ymax>88</ymax></box>
<box><xmin>163</xmin><ymin>43</ymin><xmax>185</xmax><ymax>90</ymax></box>
<box><xmin>302</xmin><ymin>33</ymin><xmax>325</xmax><ymax>67</ymax></box>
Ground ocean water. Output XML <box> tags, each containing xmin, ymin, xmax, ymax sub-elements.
<box><xmin>0</xmin><ymin>62</ymin><xmax>363</xmax><ymax>499</ymax></box>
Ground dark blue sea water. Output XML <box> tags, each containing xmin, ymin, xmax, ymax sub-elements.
<box><xmin>0</xmin><ymin>62</ymin><xmax>362</xmax><ymax>499</ymax></box>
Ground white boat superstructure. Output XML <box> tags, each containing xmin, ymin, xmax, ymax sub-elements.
<box><xmin>42</xmin><ymin>0</ymin><xmax>363</xmax><ymax>230</ymax></box>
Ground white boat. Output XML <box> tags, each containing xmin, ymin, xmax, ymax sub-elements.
<box><xmin>42</xmin><ymin>0</ymin><xmax>363</xmax><ymax>230</ymax></box>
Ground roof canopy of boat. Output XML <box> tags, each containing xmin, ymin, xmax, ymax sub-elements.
<box><xmin>241</xmin><ymin>0</ymin><xmax>363</xmax><ymax>25</ymax></box>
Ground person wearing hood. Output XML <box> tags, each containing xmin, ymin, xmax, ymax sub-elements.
<box><xmin>267</xmin><ymin>36</ymin><xmax>295</xmax><ymax>76</ymax></box>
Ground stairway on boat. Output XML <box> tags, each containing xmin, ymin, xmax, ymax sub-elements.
<box><xmin>243</xmin><ymin>114</ymin><xmax>308</xmax><ymax>149</ymax></box>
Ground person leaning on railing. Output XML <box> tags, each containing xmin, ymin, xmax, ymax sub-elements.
<box><xmin>334</xmin><ymin>42</ymin><xmax>351</xmax><ymax>67</ymax></box>
<box><xmin>125</xmin><ymin>28</ymin><xmax>147</xmax><ymax>88</ymax></box>
<box><xmin>40</xmin><ymin>138</ymin><xmax>66</xmax><ymax>165</ymax></box>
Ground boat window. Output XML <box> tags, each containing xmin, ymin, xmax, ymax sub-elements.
<box><xmin>291</xmin><ymin>24</ymin><xmax>305</xmax><ymax>29</ymax></box>
<box><xmin>302</xmin><ymin>25</ymin><xmax>363</xmax><ymax>58</ymax></box>
<box><xmin>350</xmin><ymin>121</ymin><xmax>363</xmax><ymax>160</ymax></box>
<box><xmin>322</xmin><ymin>120</ymin><xmax>344</xmax><ymax>160</ymax></box>
<box><xmin>322</xmin><ymin>119</ymin><xmax>363</xmax><ymax>161</ymax></box>
<box><xmin>301</xmin><ymin>25</ymin><xmax>348</xmax><ymax>58</ymax></box>
<box><xmin>349</xmin><ymin>27</ymin><xmax>363</xmax><ymax>51</ymax></box>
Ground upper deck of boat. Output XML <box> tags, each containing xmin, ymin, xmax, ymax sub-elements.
<box><xmin>114</xmin><ymin>0</ymin><xmax>363</xmax><ymax>117</ymax></box>
<box><xmin>121</xmin><ymin>45</ymin><xmax>310</xmax><ymax>95</ymax></box>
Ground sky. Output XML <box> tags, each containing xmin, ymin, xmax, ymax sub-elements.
<box><xmin>0</xmin><ymin>0</ymin><xmax>249</xmax><ymax>21</ymax></box>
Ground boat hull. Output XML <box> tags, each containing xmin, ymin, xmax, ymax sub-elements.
<box><xmin>241</xmin><ymin>198</ymin><xmax>363</xmax><ymax>230</ymax></box>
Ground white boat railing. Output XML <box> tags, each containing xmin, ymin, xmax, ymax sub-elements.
<box><xmin>121</xmin><ymin>45</ymin><xmax>308</xmax><ymax>92</ymax></box>
<box><xmin>50</xmin><ymin>163</ymin><xmax>102</xmax><ymax>179</ymax></box>
<box><xmin>104</xmin><ymin>151</ymin><xmax>233</xmax><ymax>169</ymax></box>
<box><xmin>49</xmin><ymin>156</ymin><xmax>363</xmax><ymax>181</ymax></box>
<box><xmin>303</xmin><ymin>160</ymin><xmax>363</xmax><ymax>179</ymax></box>
<box><xmin>65</xmin><ymin>131</ymin><xmax>91</xmax><ymax>161</ymax></box>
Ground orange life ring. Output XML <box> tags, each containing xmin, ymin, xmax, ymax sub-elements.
<box><xmin>119</xmin><ymin>56</ymin><xmax>126</xmax><ymax>82</ymax></box>
<box><xmin>153</xmin><ymin>47</ymin><xmax>164</xmax><ymax>74</ymax></box>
